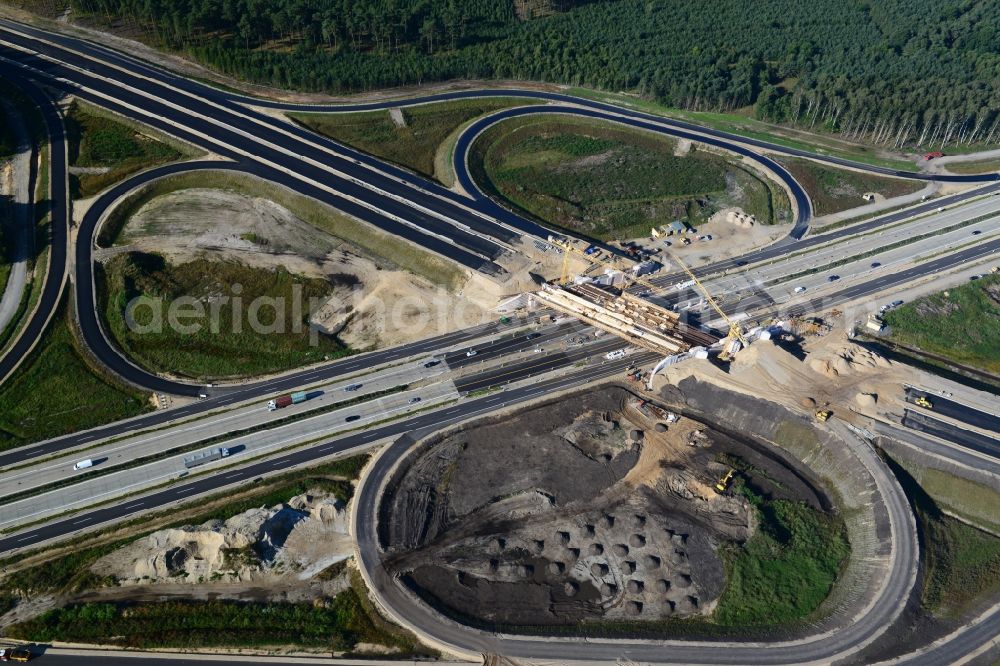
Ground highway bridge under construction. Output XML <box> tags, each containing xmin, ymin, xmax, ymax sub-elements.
<box><xmin>535</xmin><ymin>282</ymin><xmax>719</xmax><ymax>355</ymax></box>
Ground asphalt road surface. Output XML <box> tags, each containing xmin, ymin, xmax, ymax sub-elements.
<box><xmin>0</xmin><ymin>68</ymin><xmax>67</xmax><ymax>386</ymax></box>
<box><xmin>904</xmin><ymin>387</ymin><xmax>1000</xmax><ymax>434</ymax></box>
<box><xmin>901</xmin><ymin>410</ymin><xmax>1000</xmax><ymax>459</ymax></box>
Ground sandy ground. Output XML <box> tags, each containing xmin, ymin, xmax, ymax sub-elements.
<box><xmin>624</xmin><ymin>208</ymin><xmax>786</xmax><ymax>271</ymax></box>
<box><xmin>654</xmin><ymin>317</ymin><xmax>923</xmax><ymax>428</ymax></box>
<box><xmin>112</xmin><ymin>188</ymin><xmax>495</xmax><ymax>348</ymax></box>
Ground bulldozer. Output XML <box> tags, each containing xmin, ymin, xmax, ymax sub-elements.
<box><xmin>915</xmin><ymin>395</ymin><xmax>934</xmax><ymax>409</ymax></box>
<box><xmin>815</xmin><ymin>410</ymin><xmax>832</xmax><ymax>422</ymax></box>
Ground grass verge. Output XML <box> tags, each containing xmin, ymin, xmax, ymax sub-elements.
<box><xmin>65</xmin><ymin>102</ymin><xmax>190</xmax><ymax>198</ymax></box>
<box><xmin>776</xmin><ymin>157</ymin><xmax>923</xmax><ymax>216</ymax></box>
<box><xmin>97</xmin><ymin>251</ymin><xmax>347</xmax><ymax>380</ymax></box>
<box><xmin>565</xmin><ymin>88</ymin><xmax>917</xmax><ymax>171</ymax></box>
<box><xmin>292</xmin><ymin>97</ymin><xmax>537</xmax><ymax>180</ymax></box>
<box><xmin>944</xmin><ymin>158</ymin><xmax>1000</xmax><ymax>175</ymax></box>
<box><xmin>886</xmin><ymin>457</ymin><xmax>1000</xmax><ymax>619</ymax></box>
<box><xmin>881</xmin><ymin>273</ymin><xmax>1000</xmax><ymax>375</ymax></box>
<box><xmin>96</xmin><ymin>170</ymin><xmax>465</xmax><ymax>290</ymax></box>
<box><xmin>471</xmin><ymin>115</ymin><xmax>789</xmax><ymax>241</ymax></box>
<box><xmin>0</xmin><ymin>289</ymin><xmax>150</xmax><ymax>451</ymax></box>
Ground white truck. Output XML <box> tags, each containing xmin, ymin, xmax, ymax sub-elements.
<box><xmin>184</xmin><ymin>447</ymin><xmax>230</xmax><ymax>469</ymax></box>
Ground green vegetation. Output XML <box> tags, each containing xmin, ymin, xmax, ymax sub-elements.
<box><xmin>48</xmin><ymin>0</ymin><xmax>1000</xmax><ymax>153</ymax></box>
<box><xmin>96</xmin><ymin>171</ymin><xmax>465</xmax><ymax>289</ymax></box>
<box><xmin>7</xmin><ymin>594</ymin><xmax>421</xmax><ymax>653</ymax></box>
<box><xmin>882</xmin><ymin>273</ymin><xmax>1000</xmax><ymax>375</ymax></box>
<box><xmin>293</xmin><ymin>97</ymin><xmax>536</xmax><ymax>179</ymax></box>
<box><xmin>776</xmin><ymin>158</ymin><xmax>922</xmax><ymax>215</ymax></box>
<box><xmin>898</xmin><ymin>462</ymin><xmax>1000</xmax><ymax>536</ymax></box>
<box><xmin>474</xmin><ymin>117</ymin><xmax>789</xmax><ymax>240</ymax></box>
<box><xmin>888</xmin><ymin>459</ymin><xmax>1000</xmax><ymax>619</ymax></box>
<box><xmin>98</xmin><ymin>251</ymin><xmax>346</xmax><ymax>380</ymax></box>
<box><xmin>946</xmin><ymin>158</ymin><xmax>1000</xmax><ymax>175</ymax></box>
<box><xmin>0</xmin><ymin>292</ymin><xmax>150</xmax><ymax>451</ymax></box>
<box><xmin>65</xmin><ymin>102</ymin><xmax>186</xmax><ymax>197</ymax></box>
<box><xmin>714</xmin><ymin>480</ymin><xmax>849</xmax><ymax>626</ymax></box>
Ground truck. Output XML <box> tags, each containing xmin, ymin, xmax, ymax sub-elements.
<box><xmin>267</xmin><ymin>390</ymin><xmax>308</xmax><ymax>411</ymax></box>
<box><xmin>184</xmin><ymin>447</ymin><xmax>230</xmax><ymax>469</ymax></box>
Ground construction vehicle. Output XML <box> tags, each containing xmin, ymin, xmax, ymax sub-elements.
<box><xmin>815</xmin><ymin>410</ymin><xmax>832</xmax><ymax>422</ymax></box>
<box><xmin>914</xmin><ymin>395</ymin><xmax>934</xmax><ymax>409</ymax></box>
<box><xmin>670</xmin><ymin>252</ymin><xmax>748</xmax><ymax>360</ymax></box>
<box><xmin>715</xmin><ymin>469</ymin><xmax>735</xmax><ymax>493</ymax></box>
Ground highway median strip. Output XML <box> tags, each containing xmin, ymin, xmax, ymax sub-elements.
<box><xmin>0</xmin><ymin>384</ymin><xmax>411</xmax><ymax>509</ymax></box>
<box><xmin>767</xmin><ymin>213</ymin><xmax>998</xmax><ymax>286</ymax></box>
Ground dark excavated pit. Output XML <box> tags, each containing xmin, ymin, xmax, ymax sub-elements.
<box><xmin>379</xmin><ymin>384</ymin><xmax>833</xmax><ymax>629</ymax></box>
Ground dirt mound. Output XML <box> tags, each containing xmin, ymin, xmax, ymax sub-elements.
<box><xmin>93</xmin><ymin>492</ymin><xmax>351</xmax><ymax>585</ymax></box>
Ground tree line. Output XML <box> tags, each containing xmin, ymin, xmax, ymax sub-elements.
<box><xmin>53</xmin><ymin>0</ymin><xmax>1000</xmax><ymax>149</ymax></box>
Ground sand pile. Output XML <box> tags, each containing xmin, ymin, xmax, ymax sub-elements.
<box><xmin>93</xmin><ymin>492</ymin><xmax>351</xmax><ymax>585</ymax></box>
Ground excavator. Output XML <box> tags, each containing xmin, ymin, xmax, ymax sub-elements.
<box><xmin>715</xmin><ymin>468</ymin><xmax>735</xmax><ymax>493</ymax></box>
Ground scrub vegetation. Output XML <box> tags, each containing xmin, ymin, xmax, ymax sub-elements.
<box><xmin>881</xmin><ymin>273</ymin><xmax>1000</xmax><ymax>375</ymax></box>
<box><xmin>714</xmin><ymin>481</ymin><xmax>850</xmax><ymax>626</ymax></box>
<box><xmin>0</xmin><ymin>293</ymin><xmax>150</xmax><ymax>451</ymax></box>
<box><xmin>473</xmin><ymin>117</ymin><xmax>789</xmax><ymax>240</ymax></box>
<box><xmin>292</xmin><ymin>97</ymin><xmax>537</xmax><ymax>179</ymax></box>
<box><xmin>65</xmin><ymin>102</ymin><xmax>186</xmax><ymax>197</ymax></box>
<box><xmin>97</xmin><ymin>251</ymin><xmax>347</xmax><ymax>380</ymax></box>
<box><xmin>776</xmin><ymin>157</ymin><xmax>923</xmax><ymax>216</ymax></box>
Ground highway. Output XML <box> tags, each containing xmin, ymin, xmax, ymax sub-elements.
<box><xmin>0</xmin><ymin>353</ymin><xmax>641</xmax><ymax>555</ymax></box>
<box><xmin>904</xmin><ymin>386</ymin><xmax>1000</xmax><ymax>434</ymax></box>
<box><xmin>0</xmin><ymin>68</ymin><xmax>67</xmax><ymax>385</ymax></box>
<box><xmin>0</xmin><ymin>16</ymin><xmax>997</xmax><ymax>665</ymax></box>
<box><xmin>901</xmin><ymin>410</ymin><xmax>1000</xmax><ymax>459</ymax></box>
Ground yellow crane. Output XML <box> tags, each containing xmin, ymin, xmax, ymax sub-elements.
<box><xmin>669</xmin><ymin>252</ymin><xmax>748</xmax><ymax>360</ymax></box>
<box><xmin>550</xmin><ymin>236</ymin><xmax>664</xmax><ymax>294</ymax></box>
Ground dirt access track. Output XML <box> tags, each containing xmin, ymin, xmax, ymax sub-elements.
<box><xmin>378</xmin><ymin>386</ymin><xmax>830</xmax><ymax>628</ymax></box>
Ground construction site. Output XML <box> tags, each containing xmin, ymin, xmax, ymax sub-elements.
<box><xmin>377</xmin><ymin>385</ymin><xmax>834</xmax><ymax>629</ymax></box>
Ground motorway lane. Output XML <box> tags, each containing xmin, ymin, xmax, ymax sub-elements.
<box><xmin>901</xmin><ymin>410</ymin><xmax>1000</xmax><ymax>459</ymax></box>
<box><xmin>0</xmin><ymin>28</ymin><xmax>528</xmax><ymax>258</ymax></box>
<box><xmin>0</xmin><ymin>316</ymin><xmax>514</xmax><ymax>468</ymax></box>
<box><xmin>904</xmin><ymin>387</ymin><xmax>1000</xmax><ymax>434</ymax></box>
<box><xmin>0</xmin><ymin>67</ymin><xmax>68</xmax><ymax>384</ymax></box>
<box><xmin>0</xmin><ymin>57</ymin><xmax>508</xmax><ymax>274</ymax></box>
<box><xmin>0</xmin><ymin>355</ymin><xmax>640</xmax><ymax>555</ymax></box>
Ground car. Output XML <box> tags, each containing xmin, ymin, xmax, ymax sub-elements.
<box><xmin>408</xmin><ymin>397</ymin><xmax>422</xmax><ymax>404</ymax></box>
<box><xmin>344</xmin><ymin>383</ymin><xmax>363</xmax><ymax>392</ymax></box>
<box><xmin>970</xmin><ymin>274</ymin><xmax>982</xmax><ymax>280</ymax></box>
<box><xmin>972</xmin><ymin>230</ymin><xmax>982</xmax><ymax>235</ymax></box>
<box><xmin>870</xmin><ymin>262</ymin><xmax>881</xmax><ymax>268</ymax></box>
<box><xmin>793</xmin><ymin>286</ymin><xmax>807</xmax><ymax>293</ymax></box>
<box><xmin>891</xmin><ymin>300</ymin><xmax>904</xmax><ymax>307</ymax></box>
<box><xmin>345</xmin><ymin>415</ymin><xmax>361</xmax><ymax>422</ymax></box>
<box><xmin>9</xmin><ymin>646</ymin><xmax>32</xmax><ymax>662</ymax></box>
<box><xmin>533</xmin><ymin>348</ymin><xmax>544</xmax><ymax>353</ymax></box>
<box><xmin>423</xmin><ymin>360</ymin><xmax>440</xmax><ymax>368</ymax></box>
<box><xmin>526</xmin><ymin>333</ymin><xmax>542</xmax><ymax>340</ymax></box>
<box><xmin>736</xmin><ymin>260</ymin><xmax>748</xmax><ymax>267</ymax></box>
<box><xmin>465</xmin><ymin>350</ymin><xmax>478</xmax><ymax>357</ymax></box>
<box><xmin>827</xmin><ymin>275</ymin><xmax>840</xmax><ymax>282</ymax></box>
